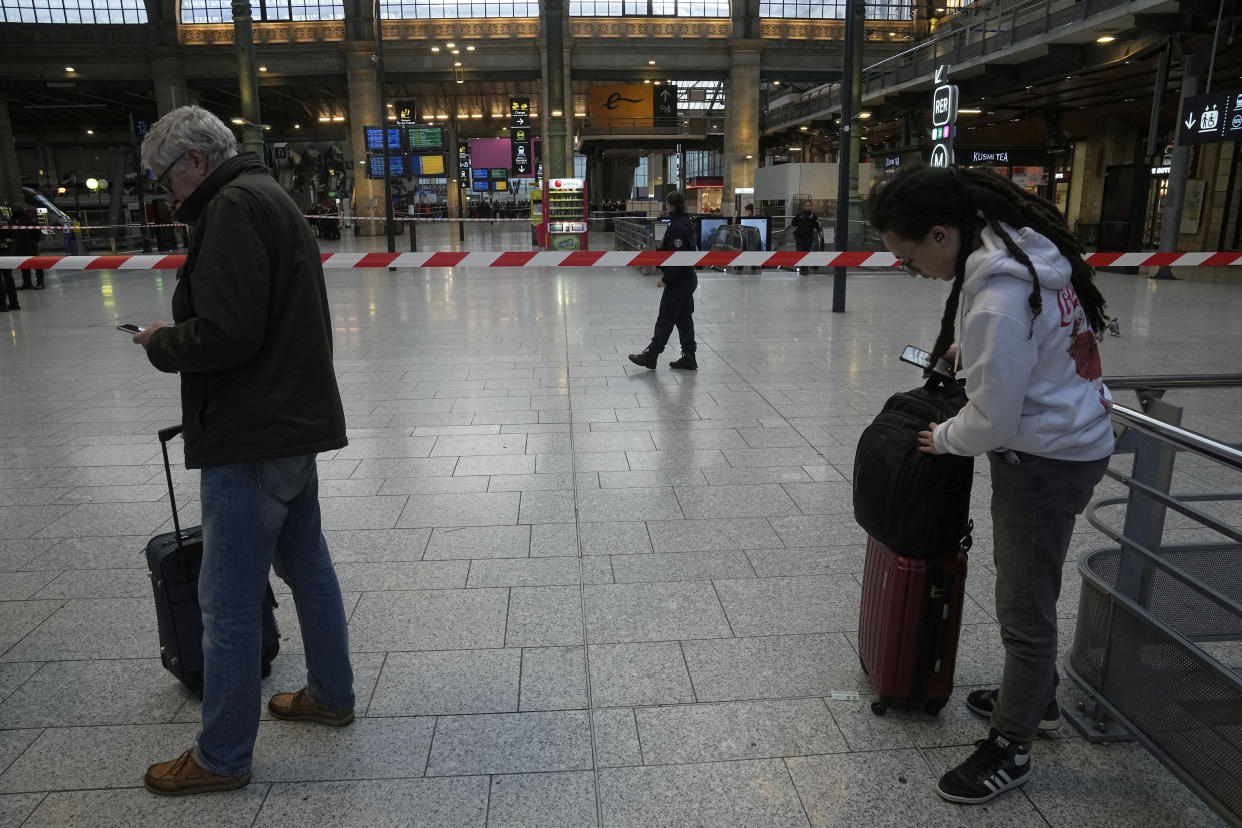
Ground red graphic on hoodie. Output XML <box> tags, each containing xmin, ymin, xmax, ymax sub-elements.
<box><xmin>1067</xmin><ymin>317</ymin><xmax>1102</xmax><ymax>381</ymax></box>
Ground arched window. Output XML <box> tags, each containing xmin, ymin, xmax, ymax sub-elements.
<box><xmin>1</xmin><ymin>0</ymin><xmax>147</xmax><ymax>23</ymax></box>
<box><xmin>569</xmin><ymin>0</ymin><xmax>729</xmax><ymax>14</ymax></box>
<box><xmin>180</xmin><ymin>0</ymin><xmax>344</xmax><ymax>23</ymax></box>
<box><xmin>376</xmin><ymin>1</ymin><xmax>538</xmax><ymax>16</ymax></box>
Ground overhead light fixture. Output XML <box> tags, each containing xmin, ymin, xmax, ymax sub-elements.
<box><xmin>456</xmin><ymin>79</ymin><xmax>464</xmax><ymax>84</ymax></box>
<box><xmin>745</xmin><ymin>154</ymin><xmax>753</xmax><ymax>160</ymax></box>
<box><xmin>454</xmin><ymin>61</ymin><xmax>462</xmax><ymax>66</ymax></box>
<box><xmin>294</xmin><ymin>124</ymin><xmax>300</xmax><ymax>129</ymax></box>
<box><xmin>64</xmin><ymin>66</ymin><xmax>75</xmax><ymax>72</ymax></box>
<box><xmin>552</xmin><ymin>109</ymin><xmax>563</xmax><ymax>117</ymax></box>
<box><xmin>331</xmin><ymin>115</ymin><xmax>345</xmax><ymax>121</ymax></box>
<box><xmin>574</xmin><ymin>112</ymin><xmax>586</xmax><ymax>117</ymax></box>
<box><xmin>431</xmin><ymin>46</ymin><xmax>440</xmax><ymax>52</ymax></box>
<box><xmin>258</xmin><ymin>65</ymin><xmax>268</xmax><ymax>72</ymax></box>
<box><xmin>457</xmin><ymin>112</ymin><xmax>470</xmax><ymax>118</ymax></box>
<box><xmin>318</xmin><ymin>116</ymin><xmax>330</xmax><ymax>122</ymax></box>
<box><xmin>471</xmin><ymin>113</ymin><xmax>483</xmax><ymax>118</ymax></box>
<box><xmin>446</xmin><ymin>41</ymin><xmax>455</xmax><ymax>48</ymax></box>
<box><xmin>643</xmin><ymin>79</ymin><xmax>651</xmax><ymax>84</ymax></box>
<box><xmin>789</xmin><ymin>146</ymin><xmax>801</xmax><ymax>151</ymax></box>
<box><xmin>958</xmin><ymin>108</ymin><xmax>982</xmax><ymax>114</ymax></box>
<box><xmin>437</xmin><ymin>114</ymin><xmax>449</xmax><ymax>119</ymax></box>
<box><xmin>1096</xmin><ymin>34</ymin><xmax>1115</xmax><ymax>43</ymax></box>
<box><xmin>773</xmin><ymin>80</ymin><xmax>781</xmax><ymax>85</ymax></box>
<box><xmin>387</xmin><ymin>115</ymin><xmax>396</xmax><ymax>120</ymax></box>
<box><xmin>86</xmin><ymin>129</ymin><xmax>94</xmax><ymax>135</ymax></box>
<box><xmin>466</xmin><ymin>45</ymin><xmax>474</xmax><ymax>51</ymax></box>
<box><xmin>800</xmin><ymin>125</ymin><xmax>808</xmax><ymax>131</ymax></box>
<box><xmin>858</xmin><ymin>111</ymin><xmax>872</xmax><ymax>119</ymax></box>
<box><xmin>231</xmin><ymin>117</ymin><xmax>245</xmax><ymax>125</ymax></box>
<box><xmin>648</xmin><ymin>60</ymin><xmax>655</xmax><ymax>65</ymax></box>
<box><xmin>452</xmin><ymin>49</ymin><xmax>460</xmax><ymax>55</ymax></box>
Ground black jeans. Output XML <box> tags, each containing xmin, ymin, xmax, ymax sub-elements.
<box><xmin>648</xmin><ymin>270</ymin><xmax>698</xmax><ymax>355</ymax></box>
<box><xmin>0</xmin><ymin>270</ymin><xmax>16</xmax><ymax>307</ymax></box>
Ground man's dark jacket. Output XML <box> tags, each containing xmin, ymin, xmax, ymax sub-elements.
<box><xmin>145</xmin><ymin>153</ymin><xmax>347</xmax><ymax>468</ymax></box>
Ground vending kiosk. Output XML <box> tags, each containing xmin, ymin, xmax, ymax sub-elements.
<box><xmin>540</xmin><ymin>177</ymin><xmax>588</xmax><ymax>250</ymax></box>
<box><xmin>529</xmin><ymin>188</ymin><xmax>543</xmax><ymax>247</ymax></box>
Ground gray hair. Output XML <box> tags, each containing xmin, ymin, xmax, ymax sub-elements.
<box><xmin>141</xmin><ymin>105</ymin><xmax>238</xmax><ymax>171</ymax></box>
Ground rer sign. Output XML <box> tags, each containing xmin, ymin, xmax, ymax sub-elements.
<box><xmin>930</xmin><ymin>65</ymin><xmax>959</xmax><ymax>167</ymax></box>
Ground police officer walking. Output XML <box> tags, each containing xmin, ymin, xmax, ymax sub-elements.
<box><xmin>628</xmin><ymin>190</ymin><xmax>698</xmax><ymax>371</ymax></box>
<box><xmin>791</xmin><ymin>200</ymin><xmax>821</xmax><ymax>275</ymax></box>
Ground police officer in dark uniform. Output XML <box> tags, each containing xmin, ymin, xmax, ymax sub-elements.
<box><xmin>628</xmin><ymin>190</ymin><xmax>698</xmax><ymax>370</ymax></box>
<box><xmin>790</xmin><ymin>199</ymin><xmax>821</xmax><ymax>275</ymax></box>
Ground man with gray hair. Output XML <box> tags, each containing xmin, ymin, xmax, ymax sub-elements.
<box><xmin>132</xmin><ymin>105</ymin><xmax>355</xmax><ymax>795</ymax></box>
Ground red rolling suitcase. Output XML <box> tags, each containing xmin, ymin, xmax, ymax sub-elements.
<box><xmin>858</xmin><ymin>534</ymin><xmax>969</xmax><ymax>716</ymax></box>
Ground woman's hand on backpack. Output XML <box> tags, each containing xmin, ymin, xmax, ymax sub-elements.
<box><xmin>918</xmin><ymin>422</ymin><xmax>940</xmax><ymax>454</ymax></box>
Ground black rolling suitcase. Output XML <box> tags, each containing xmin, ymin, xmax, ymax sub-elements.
<box><xmin>146</xmin><ymin>425</ymin><xmax>280</xmax><ymax>696</ymax></box>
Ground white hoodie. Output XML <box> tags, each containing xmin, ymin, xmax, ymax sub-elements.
<box><xmin>931</xmin><ymin>222</ymin><xmax>1115</xmax><ymax>462</ymax></box>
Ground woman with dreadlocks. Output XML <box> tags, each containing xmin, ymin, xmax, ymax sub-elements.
<box><xmin>867</xmin><ymin>165</ymin><xmax>1114</xmax><ymax>806</ymax></box>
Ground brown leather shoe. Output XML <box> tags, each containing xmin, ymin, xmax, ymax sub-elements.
<box><xmin>144</xmin><ymin>749</ymin><xmax>250</xmax><ymax>796</ymax></box>
<box><xmin>268</xmin><ymin>687</ymin><xmax>355</xmax><ymax>726</ymax></box>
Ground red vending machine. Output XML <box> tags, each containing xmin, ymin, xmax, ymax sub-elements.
<box><xmin>540</xmin><ymin>177</ymin><xmax>588</xmax><ymax>251</ymax></box>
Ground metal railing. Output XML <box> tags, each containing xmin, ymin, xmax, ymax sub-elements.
<box><xmin>763</xmin><ymin>0</ymin><xmax>1170</xmax><ymax>130</ymax></box>
<box><xmin>1066</xmin><ymin>375</ymin><xmax>1242</xmax><ymax>827</ymax></box>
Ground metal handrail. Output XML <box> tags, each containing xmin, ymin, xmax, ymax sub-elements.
<box><xmin>1109</xmin><ymin>404</ymin><xmax>1242</xmax><ymax>472</ymax></box>
<box><xmin>1104</xmin><ymin>374</ymin><xmax>1242</xmax><ymax>391</ymax></box>
<box><xmin>763</xmin><ymin>0</ymin><xmax>1167</xmax><ymax>130</ymax></box>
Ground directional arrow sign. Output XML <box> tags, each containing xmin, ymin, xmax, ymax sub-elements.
<box><xmin>1185</xmin><ymin>113</ymin><xmax>1197</xmax><ymax>130</ymax></box>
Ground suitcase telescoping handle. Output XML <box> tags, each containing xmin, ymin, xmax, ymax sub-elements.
<box><xmin>157</xmin><ymin>425</ymin><xmax>187</xmax><ymax>549</ymax></box>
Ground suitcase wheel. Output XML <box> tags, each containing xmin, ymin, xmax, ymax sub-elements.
<box><xmin>925</xmin><ymin>698</ymin><xmax>948</xmax><ymax>715</ymax></box>
<box><xmin>871</xmin><ymin>698</ymin><xmax>891</xmax><ymax>716</ymax></box>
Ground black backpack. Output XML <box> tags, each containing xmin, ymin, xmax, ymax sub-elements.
<box><xmin>853</xmin><ymin>376</ymin><xmax>974</xmax><ymax>557</ymax></box>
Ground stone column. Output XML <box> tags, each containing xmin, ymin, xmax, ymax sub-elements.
<box><xmin>151</xmin><ymin>50</ymin><xmax>192</xmax><ymax>116</ymax></box>
<box><xmin>344</xmin><ymin>43</ymin><xmax>384</xmax><ymax>236</ymax></box>
<box><xmin>0</xmin><ymin>98</ymin><xmax>23</xmax><ymax>206</ymax></box>
<box><xmin>723</xmin><ymin>40</ymin><xmax>761</xmax><ymax>218</ymax></box>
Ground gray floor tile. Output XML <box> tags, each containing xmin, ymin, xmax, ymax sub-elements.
<box><xmin>331</xmin><ymin>560</ymin><xmax>468</xmax><ymax>592</ymax></box>
<box><xmin>22</xmin><ymin>788</ymin><xmax>267</xmax><ymax>827</ymax></box>
<box><xmin>319</xmin><ymin>528</ymin><xmax>431</xmax><ymax>563</ymax></box>
<box><xmin>0</xmin><ymin>538</ymin><xmax>53</xmax><ymax>571</ymax></box>
<box><xmin>588</xmin><ymin>641</ymin><xmax>696</xmax><ymax>708</ymax></box>
<box><xmin>609</xmin><ymin>549</ymin><xmax>756</xmax><ymax>583</ymax></box>
<box><xmin>645</xmin><ymin>518</ymin><xmax>783</xmax><ymax>553</ymax></box>
<box><xmin>348</xmin><ymin>589</ymin><xmax>509</xmax><ymax>652</ymax></box>
<box><xmin>519</xmin><ymin>646</ymin><xmax>588</xmax><ymax>711</ymax></box>
<box><xmin>319</xmin><ymin>495</ymin><xmax>410</xmax><ymax>530</ymax></box>
<box><xmin>517</xmin><ymin>490</ymin><xmax>577</xmax><ymax>523</ymax></box>
<box><xmin>487</xmin><ymin>770</ymin><xmax>597</xmax><ymax>828</ymax></box>
<box><xmin>595</xmin><ymin>468</ymin><xmax>708</xmax><ymax>489</ymax></box>
<box><xmin>786</xmin><ymin>749</ymin><xmax>968</xmax><ymax>827</ymax></box>
<box><xmin>431</xmin><ymin>434</ymin><xmax>528</xmax><ymax>456</ymax></box>
<box><xmin>0</xmin><ymin>793</ymin><xmax>44</xmax><ymax>827</ymax></box>
<box><xmin>377</xmin><ymin>475</ymin><xmax>491</xmax><ymax>495</ymax></box>
<box><xmin>21</xmin><ymin>503</ymin><xmax>150</xmax><ymax>539</ymax></box>
<box><xmin>623</xmin><ymin>449</ymin><xmax>730</xmax><ymax>470</ymax></box>
<box><xmin>593</xmin><ymin>707</ymin><xmax>642</xmax><ymax>767</ymax></box>
<box><xmin>683</xmin><ymin>633</ymin><xmax>870</xmax><ymax>701</ymax></box>
<box><xmin>21</xmin><ymin>535</ymin><xmax>151</xmax><ymax>571</ymax></box>
<box><xmin>486</xmin><ymin>472</ymin><xmax>577</xmax><ymax>491</ymax></box>
<box><xmin>583</xmin><ymin>582</ymin><xmax>731</xmax><ymax>643</ymax></box>
<box><xmin>781</xmin><ymin>481</ymin><xmax>855</xmax><ymax>515</ymax></box>
<box><xmin>673</xmin><ymin>483</ymin><xmax>802</xmax><ymax>520</ymax></box>
<box><xmin>505</xmin><ymin>586</ymin><xmax>584</xmax><ymax>648</ymax></box>
<box><xmin>575</xmin><ymin>487</ymin><xmax>684</xmax><ymax>523</ymax></box>
<box><xmin>0</xmin><ymin>663</ymin><xmax>40</xmax><ymax>706</ymax></box>
<box><xmin>578</xmin><ymin>522</ymin><xmax>652</xmax><ymax>556</ymax></box>
<box><xmin>255</xmin><ymin>717</ymin><xmax>437</xmax><ymax>782</ymax></box>
<box><xmin>4</xmin><ymin>599</ymin><xmax>163</xmax><ymax>662</ymax></box>
<box><xmin>0</xmin><ymin>570</ymin><xmax>59</xmax><ymax>600</ymax></box>
<box><xmin>636</xmin><ymin>698</ymin><xmax>848</xmax><ymax>764</ymax></box>
<box><xmin>254</xmin><ymin>777</ymin><xmax>489</xmax><ymax>827</ymax></box>
<box><xmin>467</xmin><ymin>556</ymin><xmax>581</xmax><ymax>588</ymax></box>
<box><xmin>713</xmin><ymin>575</ymin><xmax>862</xmax><ymax>636</ymax></box>
<box><xmin>598</xmin><ymin>760</ymin><xmax>809</xmax><ymax>828</ymax></box>
<box><xmin>746</xmin><ymin>546</ymin><xmax>867</xmax><ymax>577</ymax></box>
<box><xmin>424</xmin><ymin>525</ymin><xmax>531</xmax><ymax>560</ymax></box>
<box><xmin>990</xmin><ymin>737</ymin><xmax>1226</xmax><ymax>827</ymax></box>
<box><xmin>529</xmin><ymin>523</ymin><xmax>579</xmax><ymax>558</ymax></box>
<box><xmin>425</xmin><ymin>710</ymin><xmax>591</xmax><ymax>776</ymax></box>
<box><xmin>0</xmin><ymin>659</ymin><xmax>186</xmax><ymax>728</ymax></box>
<box><xmin>397</xmin><ymin>493</ymin><xmax>521</xmax><ymax>527</ymax></box>
<box><xmin>702</xmin><ymin>466</ymin><xmax>815</xmax><ymax>485</ymax></box>
<box><xmin>453</xmin><ymin>454</ymin><xmax>536</xmax><ymax>476</ymax></box>
<box><xmin>333</xmin><ymin>435</ymin><xmax>436</xmax><ymax>459</ymax></box>
<box><xmin>350</xmin><ymin>457</ymin><xmax>457</xmax><ymax>478</ymax></box>
<box><xmin>824</xmin><ymin>696</ymin><xmax>915</xmax><ymax>752</ymax></box>
<box><xmin>0</xmin><ymin>724</ymin><xmax>199</xmax><ymax>792</ymax></box>
<box><xmin>769</xmin><ymin>514</ymin><xmax>862</xmax><ymax>547</ymax></box>
<box><xmin>367</xmin><ymin>649</ymin><xmax>520</xmax><ymax>717</ymax></box>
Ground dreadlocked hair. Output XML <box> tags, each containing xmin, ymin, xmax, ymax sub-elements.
<box><xmin>866</xmin><ymin>164</ymin><xmax>1109</xmax><ymax>367</ymax></box>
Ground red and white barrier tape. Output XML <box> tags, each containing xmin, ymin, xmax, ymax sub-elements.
<box><xmin>1</xmin><ymin>250</ymin><xmax>1240</xmax><ymax>271</ymax></box>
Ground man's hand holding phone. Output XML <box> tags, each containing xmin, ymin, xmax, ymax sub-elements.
<box><xmin>129</xmin><ymin>321</ymin><xmax>167</xmax><ymax>348</ymax></box>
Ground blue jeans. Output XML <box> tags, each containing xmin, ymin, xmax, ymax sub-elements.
<box><xmin>989</xmin><ymin>449</ymin><xmax>1109</xmax><ymax>742</ymax></box>
<box><xmin>194</xmin><ymin>454</ymin><xmax>354</xmax><ymax>776</ymax></box>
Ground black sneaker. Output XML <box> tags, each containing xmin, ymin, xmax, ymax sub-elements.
<box><xmin>627</xmin><ymin>350</ymin><xmax>658</xmax><ymax>369</ymax></box>
<box><xmin>965</xmin><ymin>688</ymin><xmax>1062</xmax><ymax>731</ymax></box>
<box><xmin>668</xmin><ymin>352</ymin><xmax>697</xmax><ymax>370</ymax></box>
<box><xmin>936</xmin><ymin>728</ymin><xmax>1031</xmax><ymax>804</ymax></box>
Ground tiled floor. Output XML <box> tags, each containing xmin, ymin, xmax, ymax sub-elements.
<box><xmin>1</xmin><ymin>222</ymin><xmax>1239</xmax><ymax>826</ymax></box>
